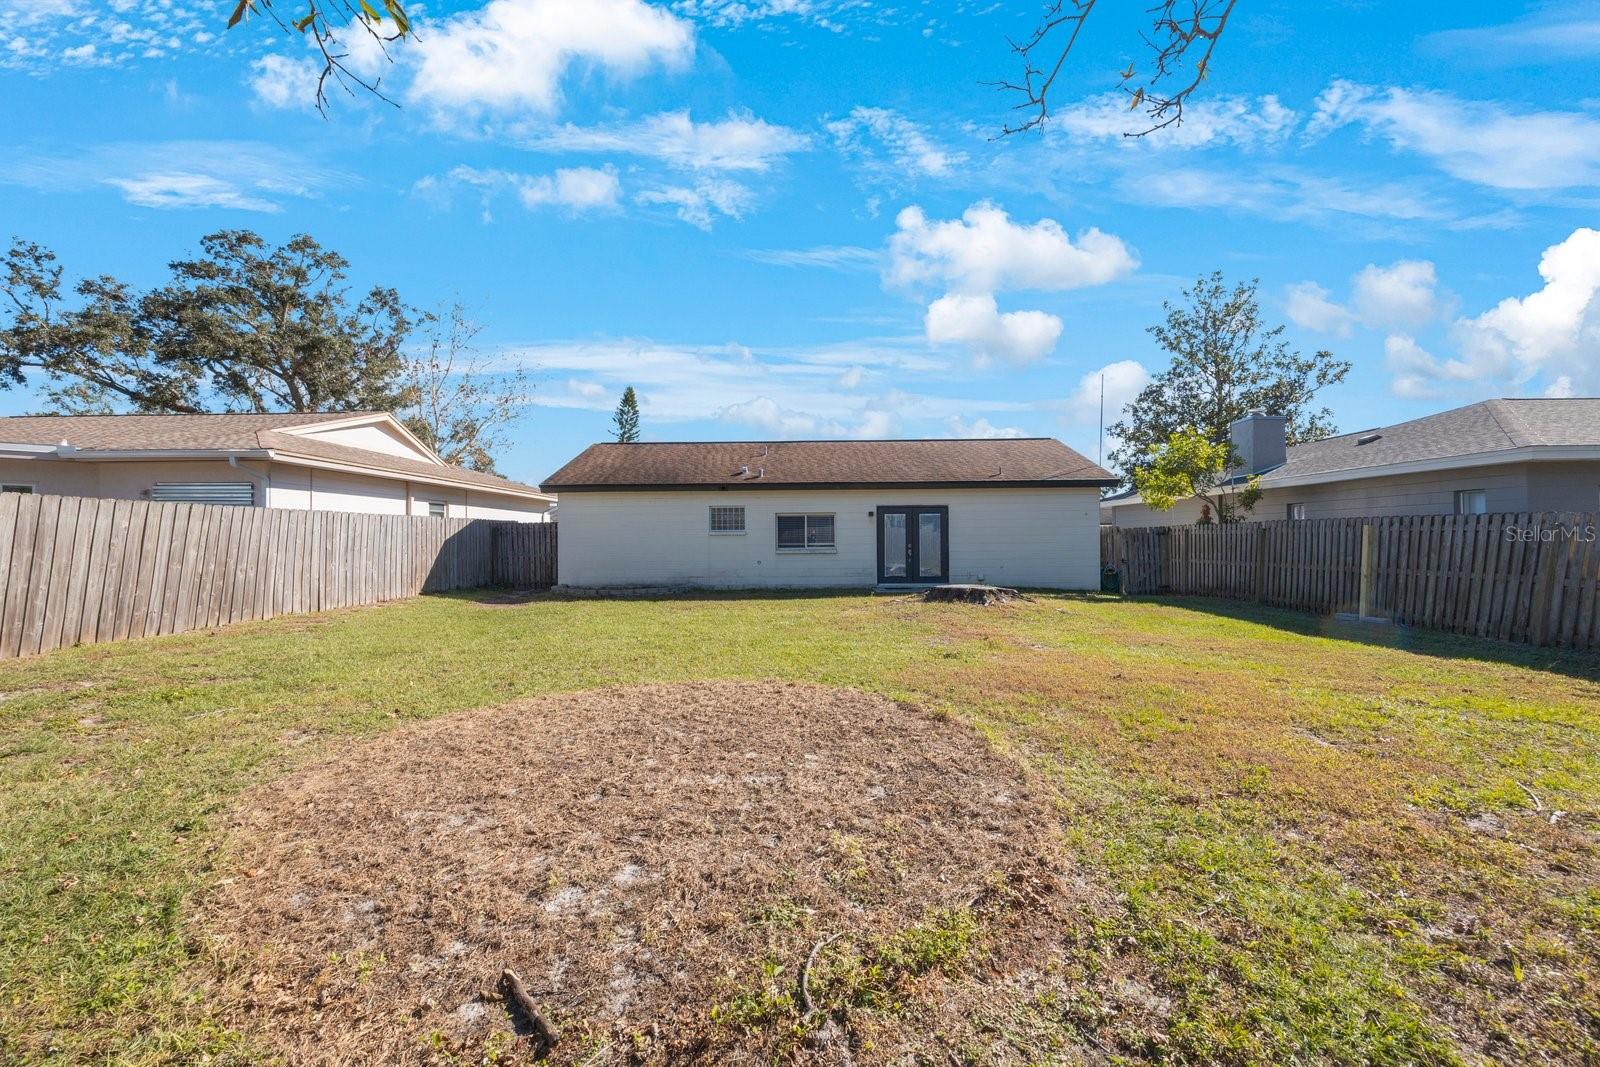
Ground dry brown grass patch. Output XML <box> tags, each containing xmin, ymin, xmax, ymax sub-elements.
<box><xmin>197</xmin><ymin>682</ymin><xmax>1121</xmax><ymax>1065</ymax></box>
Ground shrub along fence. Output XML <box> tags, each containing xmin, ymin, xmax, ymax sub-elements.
<box><xmin>1102</xmin><ymin>512</ymin><xmax>1600</xmax><ymax>650</ymax></box>
<box><xmin>0</xmin><ymin>491</ymin><xmax>557</xmax><ymax>659</ymax></box>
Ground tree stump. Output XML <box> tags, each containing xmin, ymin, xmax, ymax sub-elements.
<box><xmin>918</xmin><ymin>584</ymin><xmax>1030</xmax><ymax>605</ymax></box>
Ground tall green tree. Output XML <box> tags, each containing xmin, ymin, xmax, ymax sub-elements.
<box><xmin>1</xmin><ymin>231</ymin><xmax>414</xmax><ymax>416</ymax></box>
<box><xmin>611</xmin><ymin>386</ymin><xmax>641</xmax><ymax>443</ymax></box>
<box><xmin>1108</xmin><ymin>271</ymin><xmax>1350</xmax><ymax>481</ymax></box>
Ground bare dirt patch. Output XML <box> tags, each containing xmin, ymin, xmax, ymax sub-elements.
<box><xmin>197</xmin><ymin>682</ymin><xmax>1118</xmax><ymax>1065</ymax></box>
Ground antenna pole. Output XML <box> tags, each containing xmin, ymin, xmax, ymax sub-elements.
<box><xmin>1097</xmin><ymin>373</ymin><xmax>1105</xmax><ymax>466</ymax></box>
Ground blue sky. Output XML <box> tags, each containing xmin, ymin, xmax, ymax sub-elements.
<box><xmin>2</xmin><ymin>0</ymin><xmax>1597</xmax><ymax>487</ymax></box>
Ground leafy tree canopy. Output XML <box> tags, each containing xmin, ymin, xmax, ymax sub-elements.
<box><xmin>2</xmin><ymin>230</ymin><xmax>413</xmax><ymax>417</ymax></box>
<box><xmin>1133</xmin><ymin>427</ymin><xmax>1261</xmax><ymax>524</ymax></box>
<box><xmin>1108</xmin><ymin>271</ymin><xmax>1350</xmax><ymax>481</ymax></box>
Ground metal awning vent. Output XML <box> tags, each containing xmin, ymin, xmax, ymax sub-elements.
<box><xmin>150</xmin><ymin>482</ymin><xmax>255</xmax><ymax>506</ymax></box>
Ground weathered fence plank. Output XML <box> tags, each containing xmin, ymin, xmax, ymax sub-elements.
<box><xmin>1103</xmin><ymin>512</ymin><xmax>1600</xmax><ymax>650</ymax></box>
<box><xmin>0</xmin><ymin>493</ymin><xmax>556</xmax><ymax>659</ymax></box>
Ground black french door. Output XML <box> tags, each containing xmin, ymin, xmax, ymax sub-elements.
<box><xmin>877</xmin><ymin>506</ymin><xmax>949</xmax><ymax>584</ymax></box>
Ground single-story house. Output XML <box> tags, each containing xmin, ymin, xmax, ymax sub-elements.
<box><xmin>1102</xmin><ymin>398</ymin><xmax>1600</xmax><ymax>527</ymax></box>
<box><xmin>0</xmin><ymin>411</ymin><xmax>553</xmax><ymax>521</ymax></box>
<box><xmin>542</xmin><ymin>438</ymin><xmax>1117</xmax><ymax>590</ymax></box>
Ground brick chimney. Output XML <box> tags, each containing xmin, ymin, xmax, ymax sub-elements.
<box><xmin>1229</xmin><ymin>409</ymin><xmax>1287</xmax><ymax>474</ymax></box>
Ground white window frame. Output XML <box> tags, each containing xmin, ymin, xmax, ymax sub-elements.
<box><xmin>1287</xmin><ymin>502</ymin><xmax>1306</xmax><ymax>521</ymax></box>
<box><xmin>426</xmin><ymin>500</ymin><xmax>448</xmax><ymax>519</ymax></box>
<box><xmin>775</xmin><ymin>512</ymin><xmax>836</xmax><ymax>553</ymax></box>
<box><xmin>708</xmin><ymin>505</ymin><xmax>746</xmax><ymax>535</ymax></box>
<box><xmin>1454</xmin><ymin>489</ymin><xmax>1488</xmax><ymax>515</ymax></box>
<box><xmin>0</xmin><ymin>483</ymin><xmax>35</xmax><ymax>494</ymax></box>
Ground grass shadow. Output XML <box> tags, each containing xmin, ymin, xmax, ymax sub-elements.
<box><xmin>1142</xmin><ymin>594</ymin><xmax>1600</xmax><ymax>683</ymax></box>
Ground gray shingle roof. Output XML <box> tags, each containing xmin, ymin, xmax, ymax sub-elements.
<box><xmin>543</xmin><ymin>438</ymin><xmax>1117</xmax><ymax>489</ymax></box>
<box><xmin>1259</xmin><ymin>398</ymin><xmax>1600</xmax><ymax>484</ymax></box>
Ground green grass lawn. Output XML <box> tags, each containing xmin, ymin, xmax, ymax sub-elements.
<box><xmin>1</xmin><ymin>591</ymin><xmax>1597</xmax><ymax>1064</ymax></box>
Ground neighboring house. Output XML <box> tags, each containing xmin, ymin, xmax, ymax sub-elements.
<box><xmin>1102</xmin><ymin>398</ymin><xmax>1600</xmax><ymax>527</ymax></box>
<box><xmin>542</xmin><ymin>438</ymin><xmax>1116</xmax><ymax>590</ymax></box>
<box><xmin>0</xmin><ymin>412</ymin><xmax>553</xmax><ymax>521</ymax></box>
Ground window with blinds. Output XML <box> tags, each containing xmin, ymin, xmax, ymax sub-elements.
<box><xmin>776</xmin><ymin>513</ymin><xmax>835</xmax><ymax>550</ymax></box>
<box><xmin>150</xmin><ymin>482</ymin><xmax>254</xmax><ymax>506</ymax></box>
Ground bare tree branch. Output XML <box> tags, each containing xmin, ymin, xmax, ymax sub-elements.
<box><xmin>999</xmin><ymin>0</ymin><xmax>1238</xmax><ymax>137</ymax></box>
<box><xmin>226</xmin><ymin>0</ymin><xmax>412</xmax><ymax>116</ymax></box>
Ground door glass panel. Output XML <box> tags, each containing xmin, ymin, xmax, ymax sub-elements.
<box><xmin>882</xmin><ymin>513</ymin><xmax>907</xmax><ymax>578</ymax></box>
<box><xmin>917</xmin><ymin>512</ymin><xmax>943</xmax><ymax>578</ymax></box>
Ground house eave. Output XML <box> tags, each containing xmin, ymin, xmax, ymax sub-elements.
<box><xmin>1257</xmin><ymin>444</ymin><xmax>1600</xmax><ymax>490</ymax></box>
<box><xmin>6</xmin><ymin>446</ymin><xmax>554</xmax><ymax>503</ymax></box>
<box><xmin>545</xmin><ymin>479</ymin><xmax>1119</xmax><ymax>492</ymax></box>
<box><xmin>1098</xmin><ymin>444</ymin><xmax>1600</xmax><ymax>508</ymax></box>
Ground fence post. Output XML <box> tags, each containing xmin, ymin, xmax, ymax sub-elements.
<box><xmin>1252</xmin><ymin>524</ymin><xmax>1266</xmax><ymax>602</ymax></box>
<box><xmin>1529</xmin><ymin>516</ymin><xmax>1562</xmax><ymax>646</ymax></box>
<box><xmin>1358</xmin><ymin>523</ymin><xmax>1374</xmax><ymax>618</ymax></box>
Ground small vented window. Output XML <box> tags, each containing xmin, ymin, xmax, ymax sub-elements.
<box><xmin>150</xmin><ymin>482</ymin><xmax>253</xmax><ymax>506</ymax></box>
<box><xmin>709</xmin><ymin>506</ymin><xmax>745</xmax><ymax>533</ymax></box>
<box><xmin>427</xmin><ymin>501</ymin><xmax>447</xmax><ymax>519</ymax></box>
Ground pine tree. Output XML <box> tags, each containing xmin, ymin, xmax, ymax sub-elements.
<box><xmin>611</xmin><ymin>386</ymin><xmax>640</xmax><ymax>443</ymax></box>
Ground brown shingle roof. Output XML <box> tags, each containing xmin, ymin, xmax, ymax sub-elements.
<box><xmin>0</xmin><ymin>412</ymin><xmax>358</xmax><ymax>450</ymax></box>
<box><xmin>543</xmin><ymin>438</ymin><xmax>1116</xmax><ymax>490</ymax></box>
<box><xmin>0</xmin><ymin>412</ymin><xmax>549</xmax><ymax>498</ymax></box>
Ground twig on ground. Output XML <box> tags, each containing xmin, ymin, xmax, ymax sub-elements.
<box><xmin>500</xmin><ymin>967</ymin><xmax>559</xmax><ymax>1056</ymax></box>
<box><xmin>798</xmin><ymin>933</ymin><xmax>844</xmax><ymax>1017</ymax></box>
<box><xmin>1517</xmin><ymin>782</ymin><xmax>1544</xmax><ymax>813</ymax></box>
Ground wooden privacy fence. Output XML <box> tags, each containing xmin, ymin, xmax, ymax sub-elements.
<box><xmin>0</xmin><ymin>492</ymin><xmax>558</xmax><ymax>659</ymax></box>
<box><xmin>1102</xmin><ymin>512</ymin><xmax>1600</xmax><ymax>650</ymax></box>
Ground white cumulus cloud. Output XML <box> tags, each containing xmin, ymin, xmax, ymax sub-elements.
<box><xmin>1350</xmin><ymin>260</ymin><xmax>1441</xmax><ymax>330</ymax></box>
<box><xmin>1285</xmin><ymin>281</ymin><xmax>1356</xmax><ymax>336</ymax></box>
<box><xmin>409</xmin><ymin>0</ymin><xmax>694</xmax><ymax>118</ymax></box>
<box><xmin>1449</xmin><ymin>227</ymin><xmax>1600</xmax><ymax>390</ymax></box>
<box><xmin>887</xmin><ymin>202</ymin><xmax>1135</xmax><ymax>369</ymax></box>
<box><xmin>888</xmin><ymin>202</ymin><xmax>1138</xmax><ymax>294</ymax></box>
<box><xmin>924</xmin><ymin>293</ymin><xmax>1062</xmax><ymax>368</ymax></box>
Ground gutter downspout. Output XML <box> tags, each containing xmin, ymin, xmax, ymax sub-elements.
<box><xmin>229</xmin><ymin>453</ymin><xmax>272</xmax><ymax>507</ymax></box>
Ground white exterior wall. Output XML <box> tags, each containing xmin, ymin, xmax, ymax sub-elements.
<box><xmin>556</xmin><ymin>487</ymin><xmax>1102</xmax><ymax>590</ymax></box>
<box><xmin>290</xmin><ymin>422</ymin><xmax>432</xmax><ymax>460</ymax></box>
<box><xmin>0</xmin><ymin>456</ymin><xmax>549</xmax><ymax>521</ymax></box>
<box><xmin>0</xmin><ymin>458</ymin><xmax>257</xmax><ymax>500</ymax></box>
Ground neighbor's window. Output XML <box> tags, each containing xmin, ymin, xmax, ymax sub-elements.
<box><xmin>0</xmin><ymin>484</ymin><xmax>33</xmax><ymax>494</ymax></box>
<box><xmin>776</xmin><ymin>513</ymin><xmax>835</xmax><ymax>550</ymax></box>
<box><xmin>1287</xmin><ymin>502</ymin><xmax>1306</xmax><ymax>520</ymax></box>
<box><xmin>709</xmin><ymin>505</ymin><xmax>745</xmax><ymax>533</ymax></box>
<box><xmin>427</xmin><ymin>501</ymin><xmax>447</xmax><ymax>519</ymax></box>
<box><xmin>1454</xmin><ymin>489</ymin><xmax>1488</xmax><ymax>515</ymax></box>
